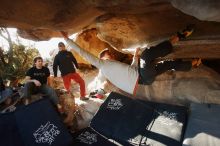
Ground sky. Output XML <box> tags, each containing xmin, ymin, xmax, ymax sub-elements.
<box><xmin>0</xmin><ymin>28</ymin><xmax>76</xmax><ymax>59</ymax></box>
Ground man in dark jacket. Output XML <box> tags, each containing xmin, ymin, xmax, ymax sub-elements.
<box><xmin>53</xmin><ymin>42</ymin><xmax>88</xmax><ymax>100</ymax></box>
<box><xmin>22</xmin><ymin>57</ymin><xmax>61</xmax><ymax>110</ymax></box>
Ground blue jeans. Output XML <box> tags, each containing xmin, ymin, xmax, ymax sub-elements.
<box><xmin>0</xmin><ymin>87</ymin><xmax>13</xmax><ymax>103</ymax></box>
<box><xmin>22</xmin><ymin>82</ymin><xmax>59</xmax><ymax>105</ymax></box>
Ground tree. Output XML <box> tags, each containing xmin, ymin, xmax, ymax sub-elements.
<box><xmin>0</xmin><ymin>28</ymin><xmax>40</xmax><ymax>85</ymax></box>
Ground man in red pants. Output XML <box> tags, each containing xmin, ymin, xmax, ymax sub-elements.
<box><xmin>53</xmin><ymin>42</ymin><xmax>88</xmax><ymax>100</ymax></box>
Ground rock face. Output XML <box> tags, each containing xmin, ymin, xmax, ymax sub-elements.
<box><xmin>74</xmin><ymin>28</ymin><xmax>132</xmax><ymax>63</ymax></box>
<box><xmin>0</xmin><ymin>0</ymin><xmax>220</xmax><ymax>53</ymax></box>
<box><xmin>74</xmin><ymin>28</ymin><xmax>111</xmax><ymax>64</ymax></box>
<box><xmin>128</xmin><ymin>65</ymin><xmax>220</xmax><ymax>105</ymax></box>
<box><xmin>171</xmin><ymin>0</ymin><xmax>220</xmax><ymax>22</ymax></box>
<box><xmin>0</xmin><ymin>0</ymin><xmax>103</xmax><ymax>40</ymax></box>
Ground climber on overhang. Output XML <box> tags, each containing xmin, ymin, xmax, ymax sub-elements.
<box><xmin>60</xmin><ymin>26</ymin><xmax>201</xmax><ymax>95</ymax></box>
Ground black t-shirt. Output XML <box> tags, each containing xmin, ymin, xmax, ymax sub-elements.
<box><xmin>26</xmin><ymin>66</ymin><xmax>50</xmax><ymax>84</ymax></box>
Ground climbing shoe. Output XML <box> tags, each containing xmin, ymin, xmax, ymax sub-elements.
<box><xmin>177</xmin><ymin>24</ymin><xmax>195</xmax><ymax>40</ymax></box>
<box><xmin>192</xmin><ymin>58</ymin><xmax>202</xmax><ymax>68</ymax></box>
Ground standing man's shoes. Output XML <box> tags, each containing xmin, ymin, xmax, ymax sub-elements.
<box><xmin>80</xmin><ymin>97</ymin><xmax>89</xmax><ymax>101</ymax></box>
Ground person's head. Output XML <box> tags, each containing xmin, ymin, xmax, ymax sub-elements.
<box><xmin>99</xmin><ymin>48</ymin><xmax>114</xmax><ymax>60</ymax></box>
<box><xmin>33</xmin><ymin>56</ymin><xmax>43</xmax><ymax>69</ymax></box>
<box><xmin>58</xmin><ymin>42</ymin><xmax>66</xmax><ymax>51</ymax></box>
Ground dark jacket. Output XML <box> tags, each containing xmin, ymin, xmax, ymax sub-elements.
<box><xmin>53</xmin><ymin>50</ymin><xmax>79</xmax><ymax>77</ymax></box>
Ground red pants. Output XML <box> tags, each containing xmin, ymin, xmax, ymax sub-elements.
<box><xmin>62</xmin><ymin>72</ymin><xmax>86</xmax><ymax>97</ymax></box>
